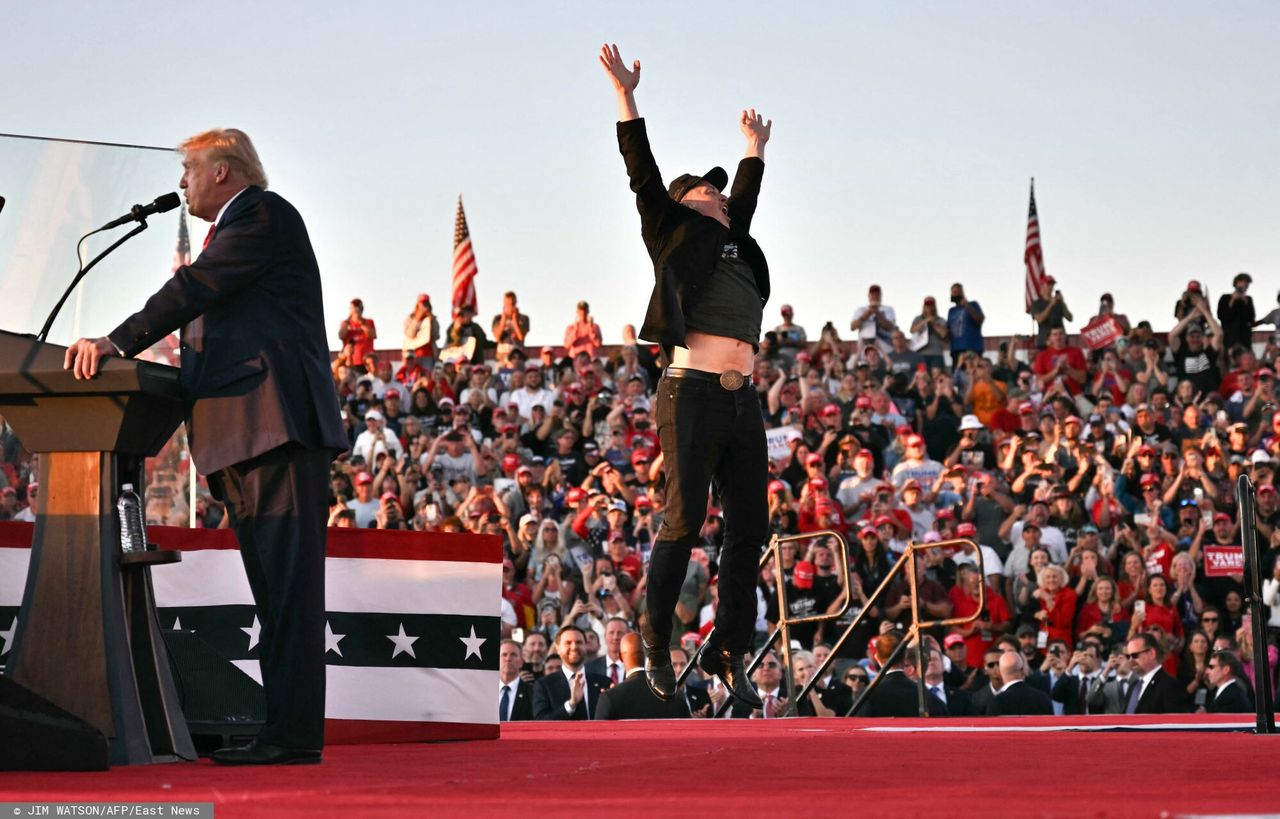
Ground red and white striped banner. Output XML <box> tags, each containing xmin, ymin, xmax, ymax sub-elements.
<box><xmin>0</xmin><ymin>522</ymin><xmax>501</xmax><ymax>745</ymax></box>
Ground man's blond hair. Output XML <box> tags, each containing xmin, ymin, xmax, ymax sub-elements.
<box><xmin>178</xmin><ymin>128</ymin><xmax>268</xmax><ymax>189</ymax></box>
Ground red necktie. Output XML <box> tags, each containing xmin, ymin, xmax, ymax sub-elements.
<box><xmin>610</xmin><ymin>662</ymin><xmax>620</xmax><ymax>685</ymax></box>
<box><xmin>203</xmin><ymin>224</ymin><xmax>216</xmax><ymax>249</ymax></box>
<box><xmin>763</xmin><ymin>694</ymin><xmax>775</xmax><ymax>719</ymax></box>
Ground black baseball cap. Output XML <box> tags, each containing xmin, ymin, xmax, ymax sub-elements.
<box><xmin>668</xmin><ymin>167</ymin><xmax>728</xmax><ymax>202</ymax></box>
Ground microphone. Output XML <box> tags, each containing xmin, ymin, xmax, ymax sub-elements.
<box><xmin>99</xmin><ymin>192</ymin><xmax>181</xmax><ymax>230</ymax></box>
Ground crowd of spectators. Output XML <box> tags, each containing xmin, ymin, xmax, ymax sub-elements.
<box><xmin>5</xmin><ymin>274</ymin><xmax>1280</xmax><ymax>720</ymax></box>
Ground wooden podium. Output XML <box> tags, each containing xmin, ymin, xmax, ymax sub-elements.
<box><xmin>0</xmin><ymin>329</ymin><xmax>196</xmax><ymax>765</ymax></box>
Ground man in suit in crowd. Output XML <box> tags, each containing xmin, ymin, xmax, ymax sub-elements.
<box><xmin>66</xmin><ymin>129</ymin><xmax>345</xmax><ymax>765</ymax></box>
<box><xmin>913</xmin><ymin>642</ymin><xmax>973</xmax><ymax>717</ymax></box>
<box><xmin>854</xmin><ymin>634</ymin><xmax>946</xmax><ymax>717</ymax></box>
<box><xmin>596</xmin><ymin>633</ymin><xmax>690</xmax><ymax>720</ymax></box>
<box><xmin>499</xmin><ymin>639</ymin><xmax>535</xmax><ymax>722</ymax></box>
<box><xmin>1205</xmin><ymin>650</ymin><xmax>1254</xmax><ymax>713</ymax></box>
<box><xmin>1126</xmin><ymin>633</ymin><xmax>1188</xmax><ymax>714</ymax></box>
<box><xmin>970</xmin><ymin>649</ymin><xmax>1005</xmax><ymax>716</ymax></box>
<box><xmin>671</xmin><ymin>646</ymin><xmax>712</xmax><ymax>717</ymax></box>
<box><xmin>585</xmin><ymin>616</ymin><xmax>631</xmax><ymax>687</ymax></box>
<box><xmin>810</xmin><ymin>644</ymin><xmax>854</xmax><ymax>716</ymax></box>
<box><xmin>1088</xmin><ymin>647</ymin><xmax>1142</xmax><ymax>715</ymax></box>
<box><xmin>532</xmin><ymin>626</ymin><xmax>612</xmax><ymax>720</ymax></box>
<box><xmin>991</xmin><ymin>651</ymin><xmax>1055</xmax><ymax>716</ymax></box>
<box><xmin>1052</xmin><ymin>640</ymin><xmax>1106</xmax><ymax>715</ymax></box>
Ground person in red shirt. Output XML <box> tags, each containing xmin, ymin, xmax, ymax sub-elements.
<box><xmin>1032</xmin><ymin>327</ymin><xmax>1088</xmax><ymax>397</ymax></box>
<box><xmin>338</xmin><ymin>298</ymin><xmax>377</xmax><ymax>367</ymax></box>
<box><xmin>502</xmin><ymin>558</ymin><xmax>536</xmax><ymax>630</ymax></box>
<box><xmin>948</xmin><ymin>563</ymin><xmax>1011</xmax><ymax>663</ymax></box>
<box><xmin>1032</xmin><ymin>564</ymin><xmax>1078</xmax><ymax>649</ymax></box>
<box><xmin>1142</xmin><ymin>523</ymin><xmax>1176</xmax><ymax>578</ymax></box>
<box><xmin>606</xmin><ymin>530</ymin><xmax>643</xmax><ymax>584</ymax></box>
<box><xmin>1130</xmin><ymin>573</ymin><xmax>1183</xmax><ymax>645</ymax></box>
<box><xmin>1076</xmin><ymin>575</ymin><xmax>1129</xmax><ymax>645</ymax></box>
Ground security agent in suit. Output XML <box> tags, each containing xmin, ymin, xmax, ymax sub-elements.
<box><xmin>1204</xmin><ymin>650</ymin><xmax>1254</xmax><ymax>714</ymax></box>
<box><xmin>596</xmin><ymin>634</ymin><xmax>691</xmax><ymax>720</ymax></box>
<box><xmin>1124</xmin><ymin>633</ymin><xmax>1188</xmax><ymax>714</ymax></box>
<box><xmin>913</xmin><ymin>642</ymin><xmax>974</xmax><ymax>717</ymax></box>
<box><xmin>991</xmin><ymin>651</ymin><xmax>1055</xmax><ymax>716</ymax></box>
<box><xmin>853</xmin><ymin>635</ymin><xmax>947</xmax><ymax>718</ymax></box>
<box><xmin>498</xmin><ymin>639</ymin><xmax>535</xmax><ymax>722</ymax></box>
<box><xmin>600</xmin><ymin>44</ymin><xmax>772</xmax><ymax>710</ymax></box>
<box><xmin>532</xmin><ymin>626</ymin><xmax>613</xmax><ymax>720</ymax></box>
<box><xmin>66</xmin><ymin>129</ymin><xmax>346</xmax><ymax>766</ymax></box>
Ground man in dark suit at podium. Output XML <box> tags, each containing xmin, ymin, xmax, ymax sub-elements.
<box><xmin>596</xmin><ymin>633</ymin><xmax>690</xmax><ymax>720</ymax></box>
<box><xmin>65</xmin><ymin>128</ymin><xmax>346</xmax><ymax>765</ymax></box>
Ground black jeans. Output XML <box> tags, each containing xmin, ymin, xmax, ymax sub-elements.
<box><xmin>646</xmin><ymin>372</ymin><xmax>768</xmax><ymax>654</ymax></box>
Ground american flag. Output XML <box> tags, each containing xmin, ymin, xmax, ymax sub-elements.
<box><xmin>451</xmin><ymin>196</ymin><xmax>478</xmax><ymax>314</ymax></box>
<box><xmin>172</xmin><ymin>204</ymin><xmax>191</xmax><ymax>273</ymax></box>
<box><xmin>1023</xmin><ymin>179</ymin><xmax>1047</xmax><ymax>313</ymax></box>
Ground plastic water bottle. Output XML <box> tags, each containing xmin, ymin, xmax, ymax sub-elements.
<box><xmin>117</xmin><ymin>484</ymin><xmax>146</xmax><ymax>553</ymax></box>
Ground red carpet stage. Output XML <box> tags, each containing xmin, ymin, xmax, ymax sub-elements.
<box><xmin>2</xmin><ymin>716</ymin><xmax>1277</xmax><ymax>818</ymax></box>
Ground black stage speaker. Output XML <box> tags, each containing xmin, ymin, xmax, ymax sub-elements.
<box><xmin>162</xmin><ymin>630</ymin><xmax>267</xmax><ymax>754</ymax></box>
<box><xmin>0</xmin><ymin>675</ymin><xmax>110</xmax><ymax>771</ymax></box>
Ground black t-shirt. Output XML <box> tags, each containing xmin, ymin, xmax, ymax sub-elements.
<box><xmin>684</xmin><ymin>245</ymin><xmax>762</xmax><ymax>349</ymax></box>
<box><xmin>1172</xmin><ymin>345</ymin><xmax>1221</xmax><ymax>395</ymax></box>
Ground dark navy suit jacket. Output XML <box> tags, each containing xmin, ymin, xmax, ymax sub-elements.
<box><xmin>109</xmin><ymin>186</ymin><xmax>346</xmax><ymax>474</ymax></box>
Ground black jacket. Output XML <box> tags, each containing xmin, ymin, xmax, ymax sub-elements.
<box><xmin>531</xmin><ymin>668</ymin><xmax>612</xmax><ymax>720</ymax></box>
<box><xmin>1206</xmin><ymin>680</ymin><xmax>1253</xmax><ymax>713</ymax></box>
<box><xmin>109</xmin><ymin>187</ymin><xmax>346</xmax><ymax>474</ymax></box>
<box><xmin>595</xmin><ymin>671</ymin><xmax>691</xmax><ymax>720</ymax></box>
<box><xmin>991</xmin><ymin>680</ymin><xmax>1055</xmax><ymax>716</ymax></box>
<box><xmin>616</xmin><ymin>119</ymin><xmax>769</xmax><ymax>352</ymax></box>
<box><xmin>502</xmin><ymin>679</ymin><xmax>535</xmax><ymax>722</ymax></box>
<box><xmin>852</xmin><ymin>670</ymin><xmax>946</xmax><ymax>718</ymax></box>
<box><xmin>1134</xmin><ymin>669</ymin><xmax>1189</xmax><ymax>714</ymax></box>
<box><xmin>1052</xmin><ymin>672</ymin><xmax>1105</xmax><ymax>715</ymax></box>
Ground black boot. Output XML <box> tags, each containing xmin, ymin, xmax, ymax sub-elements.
<box><xmin>699</xmin><ymin>647</ymin><xmax>764</xmax><ymax>709</ymax></box>
<box><xmin>639</xmin><ymin>621</ymin><xmax>677</xmax><ymax>701</ymax></box>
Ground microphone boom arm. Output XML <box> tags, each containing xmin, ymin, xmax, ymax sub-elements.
<box><xmin>37</xmin><ymin>219</ymin><xmax>149</xmax><ymax>343</ymax></box>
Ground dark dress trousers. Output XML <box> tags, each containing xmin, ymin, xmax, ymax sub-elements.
<box><xmin>109</xmin><ymin>186</ymin><xmax>345</xmax><ymax>750</ymax></box>
<box><xmin>1206</xmin><ymin>680</ymin><xmax>1254</xmax><ymax>713</ymax></box>
<box><xmin>1134</xmin><ymin>669</ymin><xmax>1189</xmax><ymax>714</ymax></box>
<box><xmin>991</xmin><ymin>680</ymin><xmax>1055</xmax><ymax>716</ymax></box>
<box><xmin>596</xmin><ymin>671</ymin><xmax>691</xmax><ymax>720</ymax></box>
<box><xmin>852</xmin><ymin>670</ymin><xmax>947</xmax><ymax>717</ymax></box>
<box><xmin>531</xmin><ymin>669</ymin><xmax>612</xmax><ymax>720</ymax></box>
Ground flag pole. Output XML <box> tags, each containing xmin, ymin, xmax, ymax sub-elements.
<box><xmin>1027</xmin><ymin>177</ymin><xmax>1036</xmax><ymax>362</ymax></box>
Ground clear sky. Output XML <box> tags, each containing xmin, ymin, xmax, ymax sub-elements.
<box><xmin>2</xmin><ymin>1</ymin><xmax>1277</xmax><ymax>348</ymax></box>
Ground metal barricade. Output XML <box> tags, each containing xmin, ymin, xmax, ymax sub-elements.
<box><xmin>1236</xmin><ymin>474</ymin><xmax>1276</xmax><ymax>734</ymax></box>
<box><xmin>675</xmin><ymin>529</ymin><xmax>851</xmax><ymax>717</ymax></box>
<box><xmin>837</xmin><ymin>538</ymin><xmax>985</xmax><ymax>717</ymax></box>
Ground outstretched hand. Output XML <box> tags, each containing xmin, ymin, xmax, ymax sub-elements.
<box><xmin>740</xmin><ymin>108</ymin><xmax>772</xmax><ymax>144</ymax></box>
<box><xmin>599</xmin><ymin>43</ymin><xmax>640</xmax><ymax>95</ymax></box>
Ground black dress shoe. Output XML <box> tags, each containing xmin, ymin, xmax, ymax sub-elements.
<box><xmin>641</xmin><ymin>639</ymin><xmax>678</xmax><ymax>701</ymax></box>
<box><xmin>700</xmin><ymin>647</ymin><xmax>764</xmax><ymax>709</ymax></box>
<box><xmin>637</xmin><ymin>619</ymin><xmax>677</xmax><ymax>701</ymax></box>
<box><xmin>211</xmin><ymin>742</ymin><xmax>322</xmax><ymax>766</ymax></box>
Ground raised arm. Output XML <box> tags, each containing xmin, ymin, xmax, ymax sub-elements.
<box><xmin>599</xmin><ymin>43</ymin><xmax>640</xmax><ymax>122</ymax></box>
<box><xmin>740</xmin><ymin>108</ymin><xmax>772</xmax><ymax>161</ymax></box>
<box><xmin>727</xmin><ymin>108</ymin><xmax>772</xmax><ymax>229</ymax></box>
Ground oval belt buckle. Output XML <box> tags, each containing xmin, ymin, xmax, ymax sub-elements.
<box><xmin>719</xmin><ymin>369</ymin><xmax>745</xmax><ymax>391</ymax></box>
